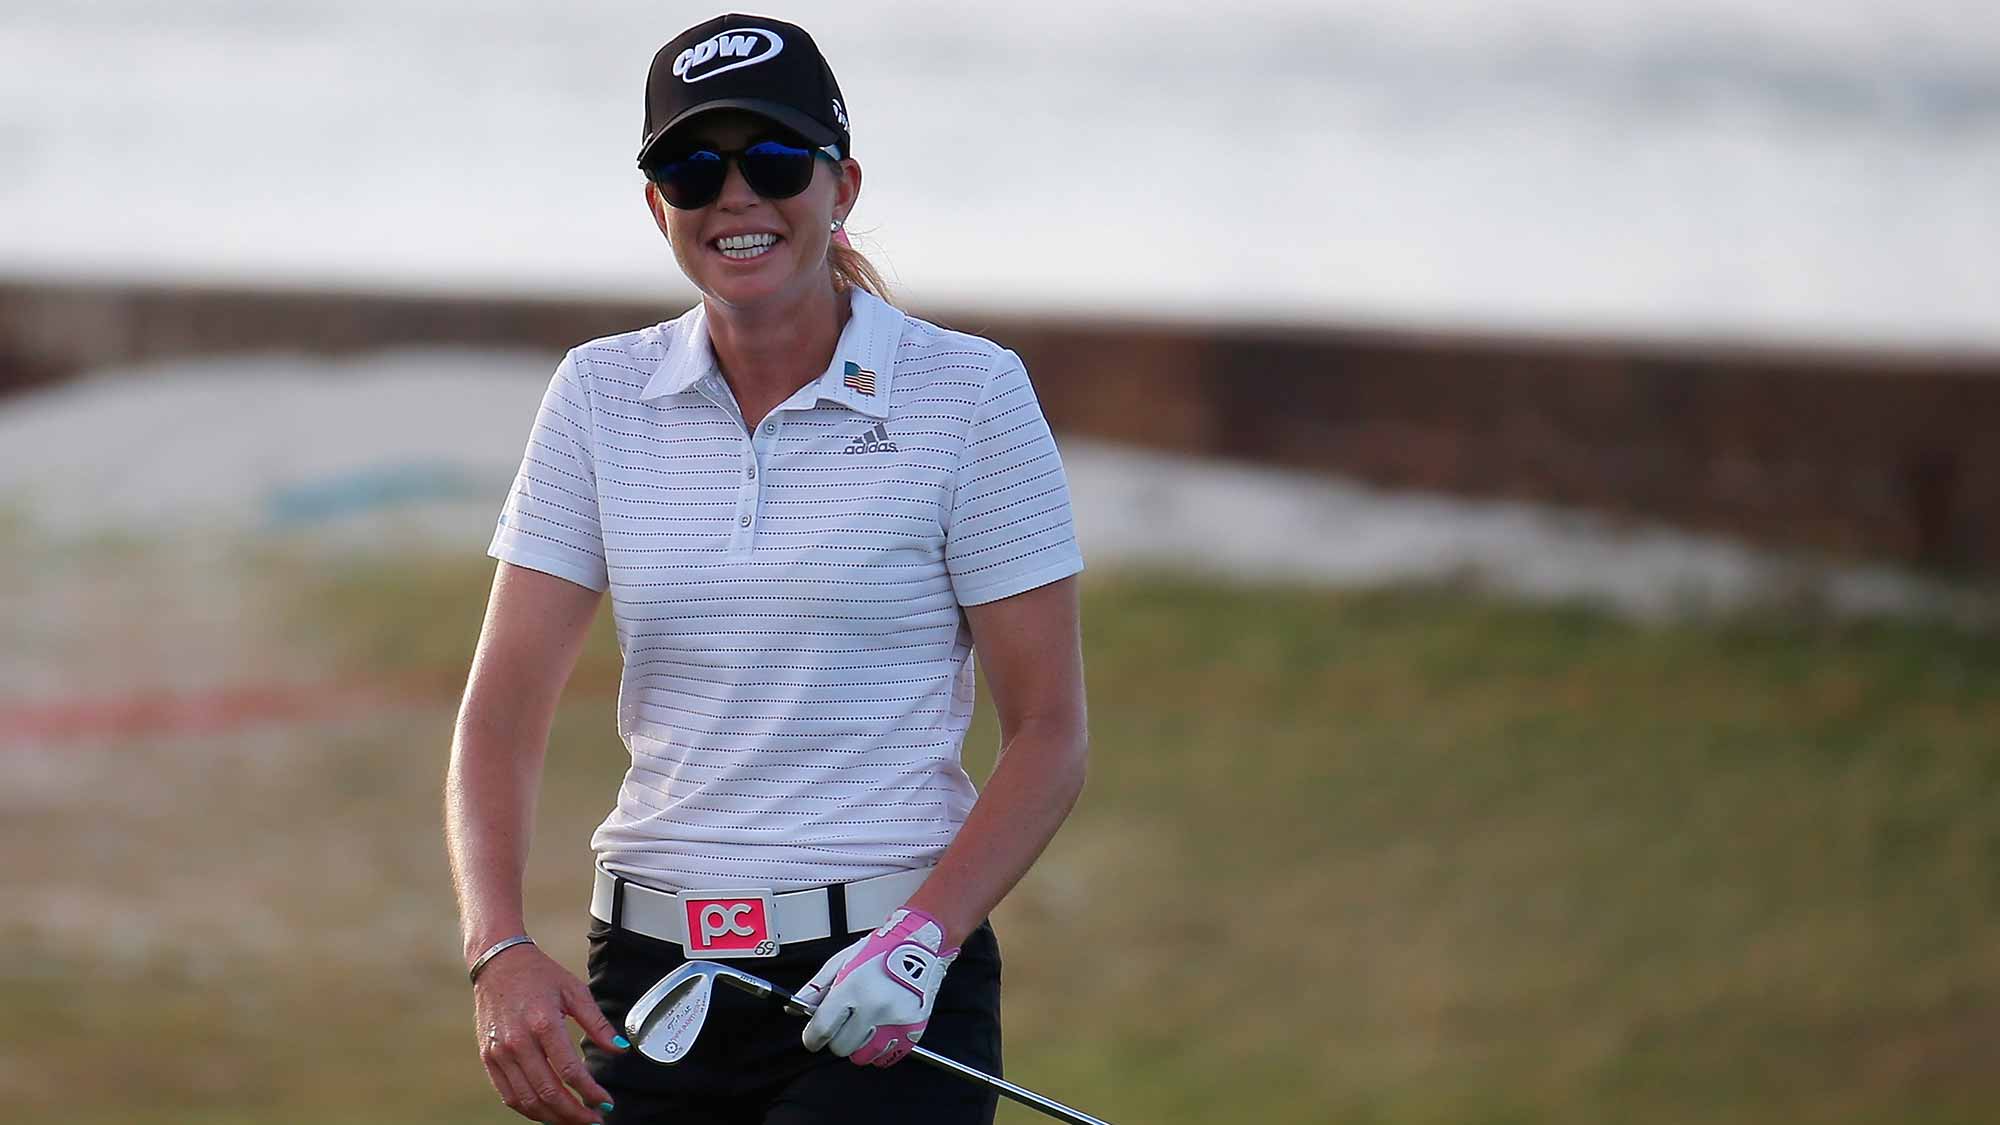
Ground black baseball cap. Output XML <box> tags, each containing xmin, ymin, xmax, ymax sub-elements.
<box><xmin>639</xmin><ymin>14</ymin><xmax>852</xmax><ymax>169</ymax></box>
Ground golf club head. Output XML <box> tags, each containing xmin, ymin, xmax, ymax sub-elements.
<box><xmin>622</xmin><ymin>961</ymin><xmax>718</xmax><ymax>1064</ymax></box>
<box><xmin>623</xmin><ymin>961</ymin><xmax>815</xmax><ymax>1065</ymax></box>
<box><xmin>628</xmin><ymin>962</ymin><xmax>1112</xmax><ymax>1123</ymax></box>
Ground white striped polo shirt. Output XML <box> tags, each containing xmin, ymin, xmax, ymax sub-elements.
<box><xmin>489</xmin><ymin>287</ymin><xmax>1085</xmax><ymax>892</ymax></box>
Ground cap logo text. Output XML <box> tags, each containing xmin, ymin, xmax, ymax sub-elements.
<box><xmin>674</xmin><ymin>28</ymin><xmax>785</xmax><ymax>83</ymax></box>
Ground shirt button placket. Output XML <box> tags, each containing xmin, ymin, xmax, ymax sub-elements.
<box><xmin>735</xmin><ymin>416</ymin><xmax>775</xmax><ymax>554</ymax></box>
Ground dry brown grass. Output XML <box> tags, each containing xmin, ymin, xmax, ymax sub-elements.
<box><xmin>5</xmin><ymin>545</ymin><xmax>1998</xmax><ymax>1124</ymax></box>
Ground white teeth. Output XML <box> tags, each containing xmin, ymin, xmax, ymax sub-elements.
<box><xmin>715</xmin><ymin>232</ymin><xmax>779</xmax><ymax>258</ymax></box>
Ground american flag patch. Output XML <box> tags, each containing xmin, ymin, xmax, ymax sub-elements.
<box><xmin>842</xmin><ymin>361</ymin><xmax>877</xmax><ymax>396</ymax></box>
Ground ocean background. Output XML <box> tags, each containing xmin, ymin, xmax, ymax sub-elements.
<box><xmin>3</xmin><ymin>0</ymin><xmax>1998</xmax><ymax>347</ymax></box>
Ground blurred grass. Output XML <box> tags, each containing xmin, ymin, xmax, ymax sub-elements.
<box><xmin>7</xmin><ymin>553</ymin><xmax>1999</xmax><ymax>1124</ymax></box>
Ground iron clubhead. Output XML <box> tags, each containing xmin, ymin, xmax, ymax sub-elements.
<box><xmin>622</xmin><ymin>961</ymin><xmax>718</xmax><ymax>1064</ymax></box>
<box><xmin>625</xmin><ymin>961</ymin><xmax>1115</xmax><ymax>1124</ymax></box>
<box><xmin>623</xmin><ymin>960</ymin><xmax>817</xmax><ymax>1066</ymax></box>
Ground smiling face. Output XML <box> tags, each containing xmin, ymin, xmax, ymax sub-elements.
<box><xmin>643</xmin><ymin>110</ymin><xmax>862</xmax><ymax>313</ymax></box>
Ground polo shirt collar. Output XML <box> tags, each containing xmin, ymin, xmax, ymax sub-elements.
<box><xmin>638</xmin><ymin>289</ymin><xmax>899</xmax><ymax>420</ymax></box>
<box><xmin>637</xmin><ymin>303</ymin><xmax>718</xmax><ymax>400</ymax></box>
<box><xmin>812</xmin><ymin>288</ymin><xmax>898</xmax><ymax>419</ymax></box>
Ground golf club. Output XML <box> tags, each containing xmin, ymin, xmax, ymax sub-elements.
<box><xmin>625</xmin><ymin>960</ymin><xmax>1117</xmax><ymax>1125</ymax></box>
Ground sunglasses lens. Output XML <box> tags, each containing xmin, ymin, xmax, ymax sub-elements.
<box><xmin>738</xmin><ymin>141</ymin><xmax>818</xmax><ymax>200</ymax></box>
<box><xmin>651</xmin><ymin>150</ymin><xmax>726</xmax><ymax>209</ymax></box>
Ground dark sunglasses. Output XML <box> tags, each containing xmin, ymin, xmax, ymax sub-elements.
<box><xmin>644</xmin><ymin>139</ymin><xmax>842</xmax><ymax>210</ymax></box>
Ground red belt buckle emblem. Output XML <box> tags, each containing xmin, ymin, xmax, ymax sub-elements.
<box><xmin>680</xmin><ymin>890</ymin><xmax>778</xmax><ymax>958</ymax></box>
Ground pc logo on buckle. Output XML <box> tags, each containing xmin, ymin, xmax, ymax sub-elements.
<box><xmin>681</xmin><ymin>890</ymin><xmax>778</xmax><ymax>958</ymax></box>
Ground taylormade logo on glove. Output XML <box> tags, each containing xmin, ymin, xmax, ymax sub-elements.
<box><xmin>797</xmin><ymin>907</ymin><xmax>958</xmax><ymax>1067</ymax></box>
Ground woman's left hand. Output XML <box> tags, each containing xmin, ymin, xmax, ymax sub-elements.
<box><xmin>797</xmin><ymin>907</ymin><xmax>959</xmax><ymax>1066</ymax></box>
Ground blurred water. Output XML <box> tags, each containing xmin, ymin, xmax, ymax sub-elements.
<box><xmin>3</xmin><ymin>0</ymin><xmax>1998</xmax><ymax>346</ymax></box>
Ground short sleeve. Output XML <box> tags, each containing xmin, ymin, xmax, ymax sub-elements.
<box><xmin>488</xmin><ymin>350</ymin><xmax>609</xmax><ymax>592</ymax></box>
<box><xmin>945</xmin><ymin>351</ymin><xmax>1086</xmax><ymax>606</ymax></box>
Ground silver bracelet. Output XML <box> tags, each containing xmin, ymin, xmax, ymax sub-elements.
<box><xmin>468</xmin><ymin>934</ymin><xmax>536</xmax><ymax>983</ymax></box>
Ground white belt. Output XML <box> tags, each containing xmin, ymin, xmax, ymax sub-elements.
<box><xmin>590</xmin><ymin>863</ymin><xmax>933</xmax><ymax>950</ymax></box>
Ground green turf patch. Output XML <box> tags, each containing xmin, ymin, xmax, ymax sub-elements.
<box><xmin>9</xmin><ymin>561</ymin><xmax>1997</xmax><ymax>1124</ymax></box>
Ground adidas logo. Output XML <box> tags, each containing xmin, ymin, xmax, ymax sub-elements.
<box><xmin>843</xmin><ymin>422</ymin><xmax>899</xmax><ymax>454</ymax></box>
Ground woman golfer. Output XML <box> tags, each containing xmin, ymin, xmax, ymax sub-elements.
<box><xmin>445</xmin><ymin>13</ymin><xmax>1088</xmax><ymax>1125</ymax></box>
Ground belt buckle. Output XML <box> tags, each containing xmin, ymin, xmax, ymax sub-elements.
<box><xmin>679</xmin><ymin>889</ymin><xmax>780</xmax><ymax>959</ymax></box>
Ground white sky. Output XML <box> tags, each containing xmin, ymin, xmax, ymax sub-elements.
<box><xmin>3</xmin><ymin>0</ymin><xmax>1997</xmax><ymax>345</ymax></box>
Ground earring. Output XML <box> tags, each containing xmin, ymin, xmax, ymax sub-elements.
<box><xmin>831</xmin><ymin>217</ymin><xmax>845</xmax><ymax>232</ymax></box>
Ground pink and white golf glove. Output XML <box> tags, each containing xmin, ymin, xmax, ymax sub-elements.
<box><xmin>796</xmin><ymin>907</ymin><xmax>959</xmax><ymax>1067</ymax></box>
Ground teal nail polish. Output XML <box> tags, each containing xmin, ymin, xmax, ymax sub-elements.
<box><xmin>601</xmin><ymin>1102</ymin><xmax>616</xmax><ymax>1111</ymax></box>
<box><xmin>612</xmin><ymin>1034</ymin><xmax>631</xmax><ymax>1049</ymax></box>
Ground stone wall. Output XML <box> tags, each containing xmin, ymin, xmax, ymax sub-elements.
<box><xmin>4</xmin><ymin>278</ymin><xmax>1996</xmax><ymax>573</ymax></box>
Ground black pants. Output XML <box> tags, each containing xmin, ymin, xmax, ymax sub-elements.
<box><xmin>582</xmin><ymin>913</ymin><xmax>1004</xmax><ymax>1124</ymax></box>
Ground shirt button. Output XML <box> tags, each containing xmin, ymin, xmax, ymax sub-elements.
<box><xmin>746</xmin><ymin>465</ymin><xmax>756</xmax><ymax>479</ymax></box>
<box><xmin>739</xmin><ymin>515</ymin><xmax>752</xmax><ymax>527</ymax></box>
<box><xmin>761</xmin><ymin>422</ymin><xmax>775</xmax><ymax>435</ymax></box>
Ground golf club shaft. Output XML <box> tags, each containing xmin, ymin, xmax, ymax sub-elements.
<box><xmin>765</xmin><ymin>993</ymin><xmax>1116</xmax><ymax>1125</ymax></box>
<box><xmin>904</xmin><ymin>1040</ymin><xmax>1113</xmax><ymax>1125</ymax></box>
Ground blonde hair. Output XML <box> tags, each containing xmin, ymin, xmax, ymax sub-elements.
<box><xmin>830</xmin><ymin>238</ymin><xmax>890</xmax><ymax>300</ymax></box>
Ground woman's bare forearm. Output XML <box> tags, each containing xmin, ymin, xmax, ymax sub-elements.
<box><xmin>904</xmin><ymin>578</ymin><xmax>1089</xmax><ymax>949</ymax></box>
<box><xmin>445</xmin><ymin>704</ymin><xmax>551</xmax><ymax>966</ymax></box>
<box><xmin>443</xmin><ymin>562</ymin><xmax>604</xmax><ymax>968</ymax></box>
<box><xmin>905</xmin><ymin>717</ymin><xmax>1087</xmax><ymax>949</ymax></box>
